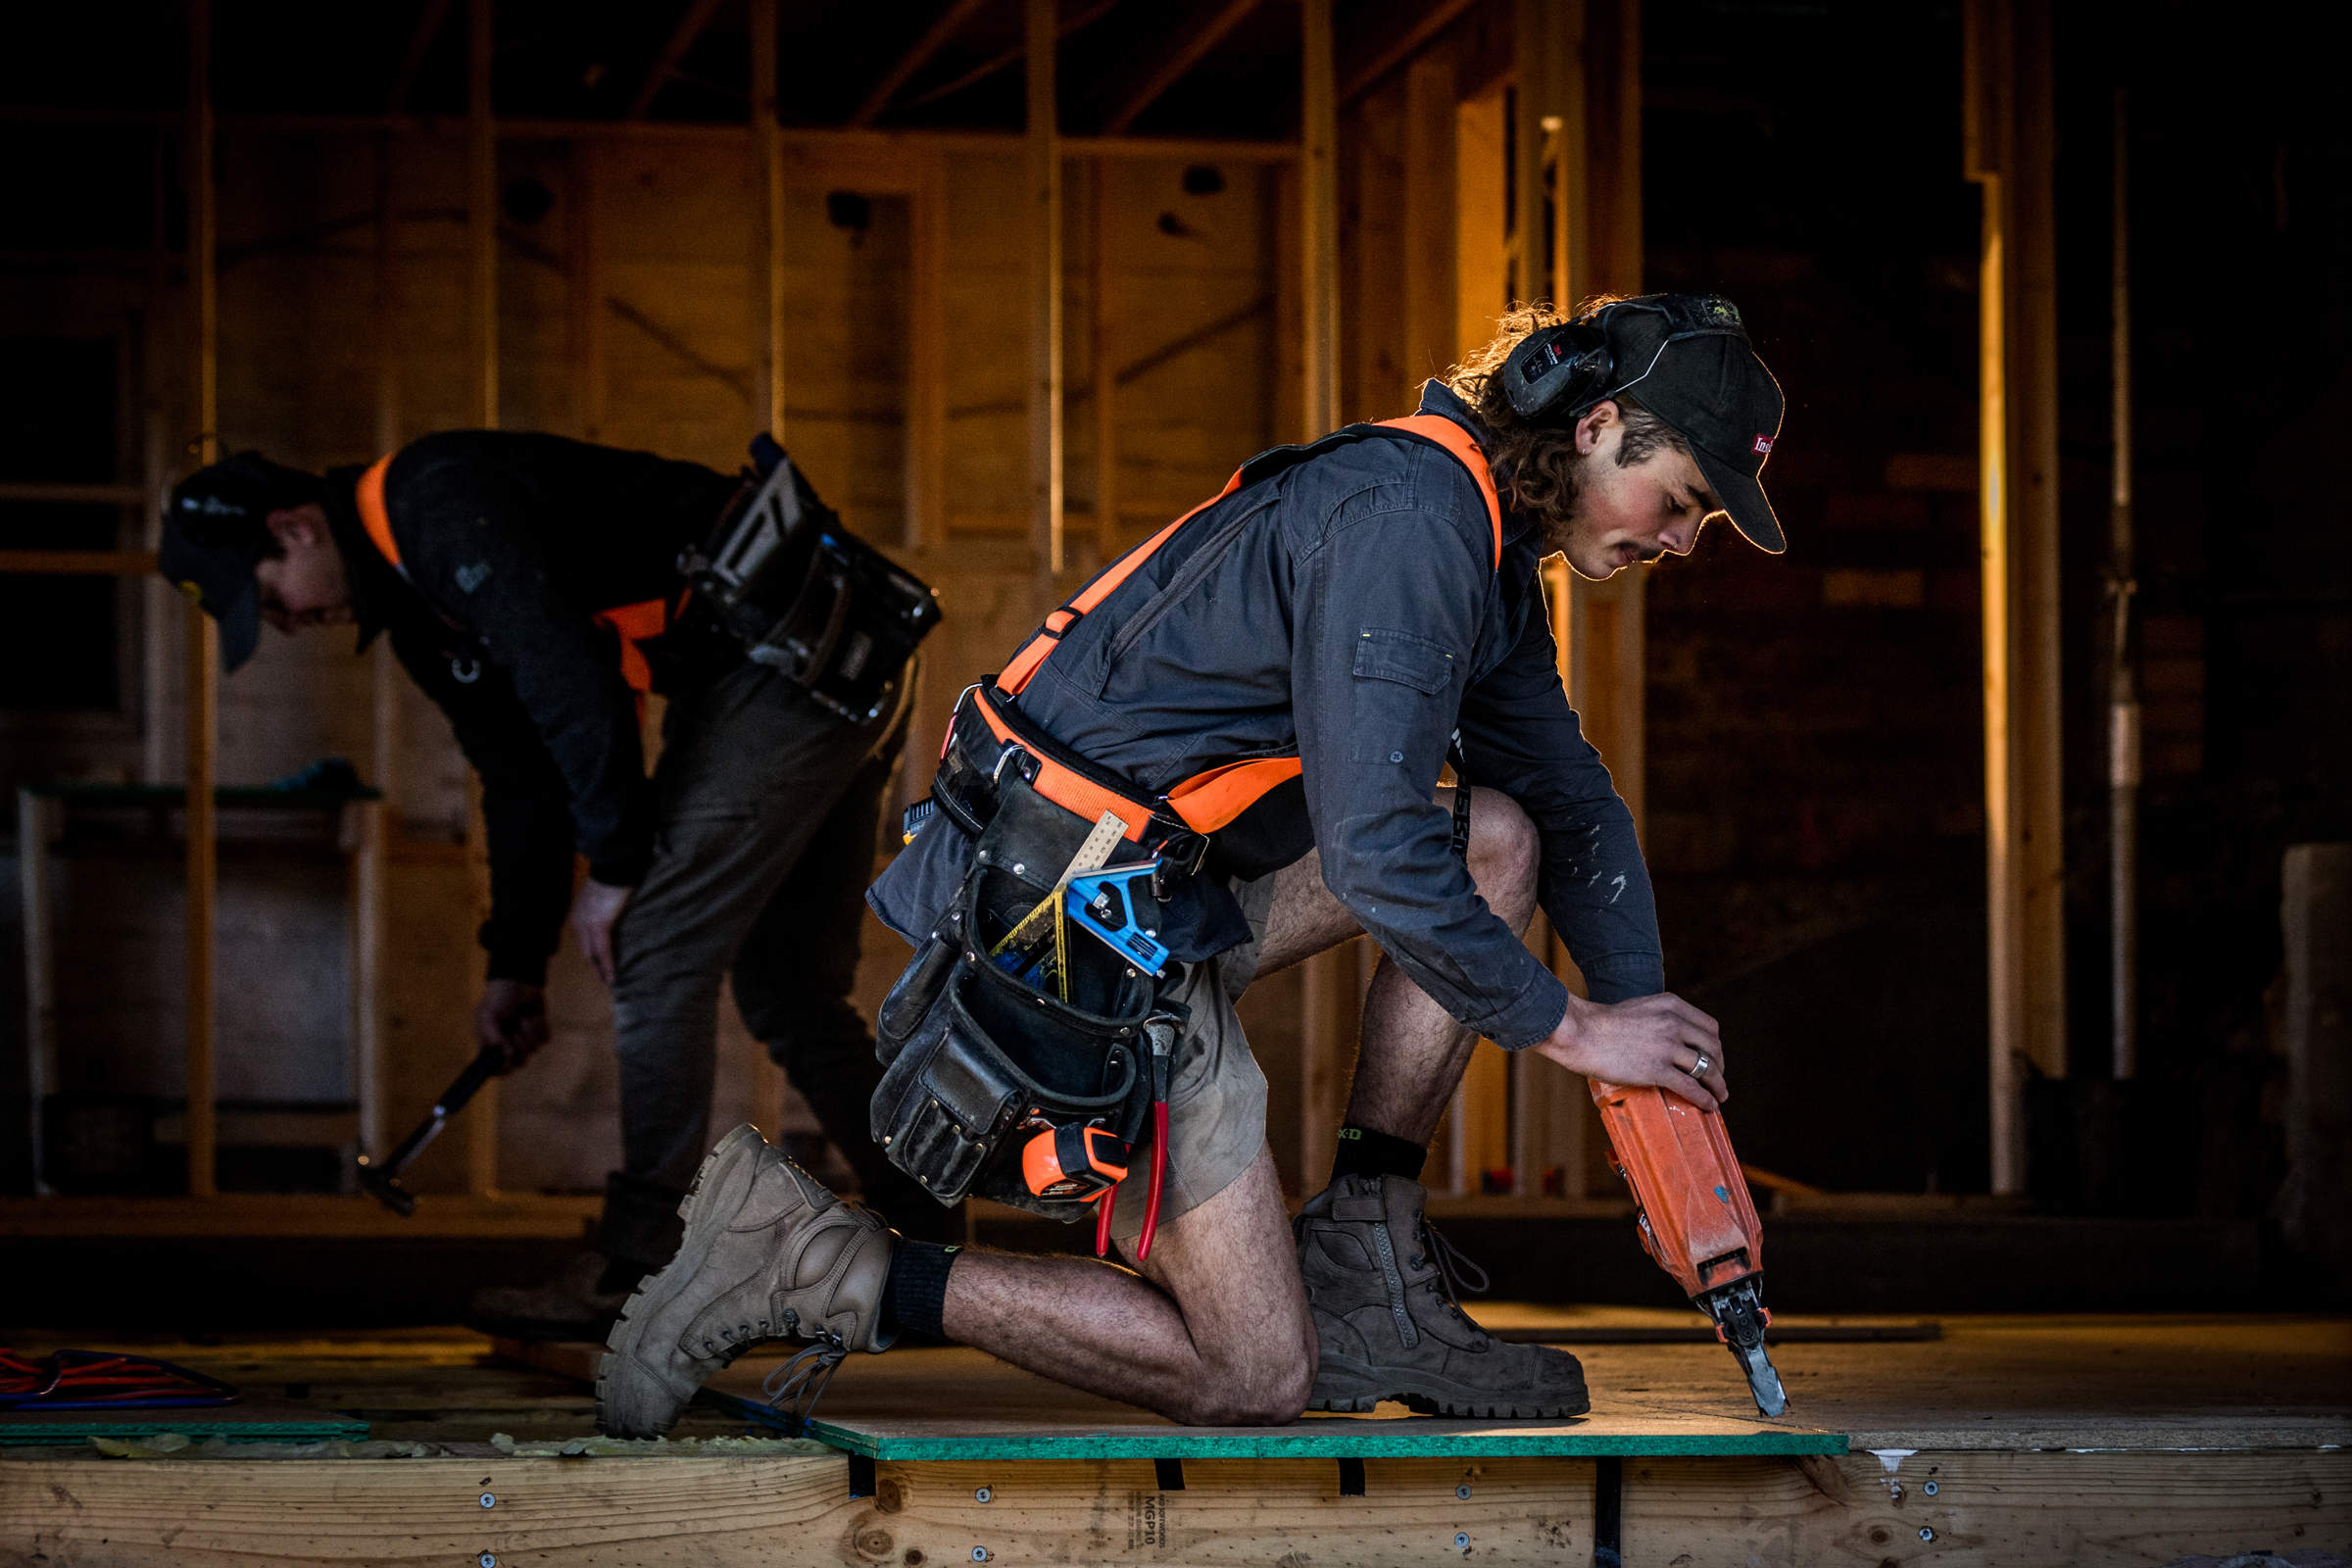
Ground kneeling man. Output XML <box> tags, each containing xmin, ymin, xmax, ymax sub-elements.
<box><xmin>600</xmin><ymin>295</ymin><xmax>1786</xmax><ymax>1431</ymax></box>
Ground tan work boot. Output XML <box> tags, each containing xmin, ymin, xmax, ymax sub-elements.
<box><xmin>1295</xmin><ymin>1173</ymin><xmax>1589</xmax><ymax>1418</ymax></box>
<box><xmin>597</xmin><ymin>1124</ymin><xmax>897</xmax><ymax>1438</ymax></box>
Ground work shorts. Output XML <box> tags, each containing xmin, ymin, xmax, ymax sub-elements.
<box><xmin>1101</xmin><ymin>870</ymin><xmax>1277</xmax><ymax>1242</ymax></box>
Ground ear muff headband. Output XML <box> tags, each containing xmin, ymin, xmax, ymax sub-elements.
<box><xmin>1501</xmin><ymin>294</ymin><xmax>1749</xmax><ymax>423</ymax></box>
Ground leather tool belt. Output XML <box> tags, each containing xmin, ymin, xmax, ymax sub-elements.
<box><xmin>871</xmin><ymin>766</ymin><xmax>1181</xmax><ymax>1228</ymax></box>
<box><xmin>680</xmin><ymin>434</ymin><xmax>941</xmax><ymax>722</ymax></box>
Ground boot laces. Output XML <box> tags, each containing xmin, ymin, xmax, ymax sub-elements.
<box><xmin>761</xmin><ymin>1331</ymin><xmax>849</xmax><ymax>1432</ymax></box>
<box><xmin>700</xmin><ymin>1307</ymin><xmax>797</xmax><ymax>1360</ymax></box>
<box><xmin>1413</xmin><ymin>1219</ymin><xmax>1492</xmax><ymax>1340</ymax></box>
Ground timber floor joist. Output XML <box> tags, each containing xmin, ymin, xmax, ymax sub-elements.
<box><xmin>2</xmin><ymin>1316</ymin><xmax>2346</xmax><ymax>1567</ymax></box>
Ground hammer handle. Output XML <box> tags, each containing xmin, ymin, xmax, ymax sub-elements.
<box><xmin>374</xmin><ymin>1046</ymin><xmax>504</xmax><ymax>1180</ymax></box>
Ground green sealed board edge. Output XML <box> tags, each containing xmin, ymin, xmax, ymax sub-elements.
<box><xmin>706</xmin><ymin>1393</ymin><xmax>1845</xmax><ymax>1460</ymax></box>
<box><xmin>0</xmin><ymin>1417</ymin><xmax>370</xmax><ymax>1446</ymax></box>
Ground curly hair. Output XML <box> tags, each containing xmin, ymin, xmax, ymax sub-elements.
<box><xmin>1440</xmin><ymin>299</ymin><xmax>1689</xmax><ymax>539</ymax></box>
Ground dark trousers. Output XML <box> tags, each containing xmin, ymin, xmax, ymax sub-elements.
<box><xmin>600</xmin><ymin>660</ymin><xmax>955</xmax><ymax>1269</ymax></box>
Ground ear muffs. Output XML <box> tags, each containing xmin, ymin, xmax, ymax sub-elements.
<box><xmin>1501</xmin><ymin>293</ymin><xmax>1753</xmax><ymax>425</ymax></box>
<box><xmin>1502</xmin><ymin>319</ymin><xmax>1613</xmax><ymax>422</ymax></box>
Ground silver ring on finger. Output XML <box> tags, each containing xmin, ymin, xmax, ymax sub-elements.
<box><xmin>1689</xmin><ymin>1052</ymin><xmax>1712</xmax><ymax>1079</ymax></box>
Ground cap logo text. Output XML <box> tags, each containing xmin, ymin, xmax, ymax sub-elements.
<box><xmin>1751</xmin><ymin>434</ymin><xmax>1775</xmax><ymax>456</ymax></box>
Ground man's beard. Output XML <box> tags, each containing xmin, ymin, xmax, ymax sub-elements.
<box><xmin>1532</xmin><ymin>445</ymin><xmax>1590</xmax><ymax>557</ymax></box>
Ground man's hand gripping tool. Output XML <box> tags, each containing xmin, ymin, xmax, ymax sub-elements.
<box><xmin>354</xmin><ymin>1047</ymin><xmax>505</xmax><ymax>1217</ymax></box>
<box><xmin>1590</xmin><ymin>1080</ymin><xmax>1788</xmax><ymax>1416</ymax></box>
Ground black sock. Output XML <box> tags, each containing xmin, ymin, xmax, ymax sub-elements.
<box><xmin>1331</xmin><ymin>1124</ymin><xmax>1427</xmax><ymax>1185</ymax></box>
<box><xmin>883</xmin><ymin>1239</ymin><xmax>959</xmax><ymax>1340</ymax></box>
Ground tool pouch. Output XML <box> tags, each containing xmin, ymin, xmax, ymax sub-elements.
<box><xmin>871</xmin><ymin>772</ymin><xmax>1164</xmax><ymax>1216</ymax></box>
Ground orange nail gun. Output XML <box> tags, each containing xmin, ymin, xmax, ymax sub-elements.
<box><xmin>1589</xmin><ymin>1080</ymin><xmax>1788</xmax><ymax>1416</ymax></box>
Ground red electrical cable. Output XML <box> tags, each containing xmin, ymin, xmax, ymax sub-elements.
<box><xmin>0</xmin><ymin>1348</ymin><xmax>237</xmax><ymax>1409</ymax></box>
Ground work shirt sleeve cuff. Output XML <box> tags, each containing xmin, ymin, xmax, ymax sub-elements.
<box><xmin>586</xmin><ymin>846</ymin><xmax>650</xmax><ymax>889</ymax></box>
<box><xmin>1580</xmin><ymin>955</ymin><xmax>1667</xmax><ymax>1004</ymax></box>
<box><xmin>1490</xmin><ymin>968</ymin><xmax>1573</xmax><ymax>1052</ymax></box>
<box><xmin>484</xmin><ymin>945</ymin><xmax>552</xmax><ymax>987</ymax></box>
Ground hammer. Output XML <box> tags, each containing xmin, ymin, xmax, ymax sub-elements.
<box><xmin>355</xmin><ymin>1047</ymin><xmax>505</xmax><ymax>1216</ymax></box>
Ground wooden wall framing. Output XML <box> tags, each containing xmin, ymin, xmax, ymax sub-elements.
<box><xmin>5</xmin><ymin>0</ymin><xmax>2068</xmax><ymax>1225</ymax></box>
<box><xmin>2</xmin><ymin>7</ymin><xmax>1306</xmax><ymax>1227</ymax></box>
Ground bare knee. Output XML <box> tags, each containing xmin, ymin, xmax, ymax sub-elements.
<box><xmin>1464</xmin><ymin>787</ymin><xmax>1538</xmax><ymax>931</ymax></box>
<box><xmin>1177</xmin><ymin>1328</ymin><xmax>1316</xmax><ymax>1426</ymax></box>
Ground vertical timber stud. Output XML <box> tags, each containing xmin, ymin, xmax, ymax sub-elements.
<box><xmin>1297</xmin><ymin>0</ymin><xmax>1348</xmax><ymax>1191</ymax></box>
<box><xmin>1966</xmin><ymin>0</ymin><xmax>2064</xmax><ymax>1192</ymax></box>
<box><xmin>1403</xmin><ymin>43</ymin><xmax>1483</xmax><ymax>1194</ymax></box>
<box><xmin>466</xmin><ymin>0</ymin><xmax>501</xmax><ymax>1197</ymax></box>
<box><xmin>1511</xmin><ymin>0</ymin><xmax>1589</xmax><ymax>1202</ymax></box>
<box><xmin>909</xmin><ymin>150</ymin><xmax>948</xmax><ymax>550</ymax></box>
<box><xmin>1400</xmin><ymin>49</ymin><xmax>1457</xmax><ymax>398</ymax></box>
<box><xmin>1027</xmin><ymin>0</ymin><xmax>1065</xmax><ymax>600</ymax></box>
<box><xmin>752</xmin><ymin>0</ymin><xmax>785</xmax><ymax>442</ymax></box>
<box><xmin>144</xmin><ymin>128</ymin><xmax>173</xmax><ymax>789</ymax></box>
<box><xmin>2013</xmin><ymin>0</ymin><xmax>2064</xmax><ymax>1136</ymax></box>
<box><xmin>1300</xmin><ymin>0</ymin><xmax>1339</xmax><ymax>438</ymax></box>
<box><xmin>364</xmin><ymin>131</ymin><xmax>402</xmax><ymax>1164</ymax></box>
<box><xmin>468</xmin><ymin>0</ymin><xmax>499</xmax><ymax>431</ymax></box>
<box><xmin>21</xmin><ymin>792</ymin><xmax>59</xmax><ymax>1192</ymax></box>
<box><xmin>2107</xmin><ymin>86</ymin><xmax>2138</xmax><ymax>1083</ymax></box>
<box><xmin>749</xmin><ymin>0</ymin><xmax>791</xmax><ymax>1138</ymax></box>
<box><xmin>1569</xmin><ymin>0</ymin><xmax>1644</xmax><ymax>826</ymax></box>
<box><xmin>570</xmin><ymin>139</ymin><xmax>606</xmax><ymax>444</ymax></box>
<box><xmin>184</xmin><ymin>0</ymin><xmax>220</xmax><ymax>1200</ymax></box>
<box><xmin>1090</xmin><ymin>164</ymin><xmax>1118</xmax><ymax>561</ymax></box>
<box><xmin>1569</xmin><ymin>0</ymin><xmax>1647</xmax><ymax>1202</ymax></box>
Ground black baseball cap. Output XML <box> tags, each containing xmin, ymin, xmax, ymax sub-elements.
<box><xmin>1593</xmin><ymin>296</ymin><xmax>1787</xmax><ymax>554</ymax></box>
<box><xmin>160</xmin><ymin>452</ymin><xmax>324</xmax><ymax>671</ymax></box>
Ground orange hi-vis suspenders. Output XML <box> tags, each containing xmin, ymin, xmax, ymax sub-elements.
<box><xmin>969</xmin><ymin>413</ymin><xmax>1503</xmax><ymax>849</ymax></box>
<box><xmin>355</xmin><ymin>453</ymin><xmax>675</xmax><ymax>697</ymax></box>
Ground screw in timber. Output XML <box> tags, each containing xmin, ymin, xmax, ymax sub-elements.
<box><xmin>974</xmin><ymin>1487</ymin><xmax>993</xmax><ymax>1503</ymax></box>
<box><xmin>1924</xmin><ymin>1481</ymin><xmax>1939</xmax><ymax>1495</ymax></box>
<box><xmin>1454</xmin><ymin>1533</ymin><xmax>1470</xmax><ymax>1549</ymax></box>
<box><xmin>1920</xmin><ymin>1527</ymin><xmax>1936</xmax><ymax>1542</ymax></box>
<box><xmin>1456</xmin><ymin>1484</ymin><xmax>1472</xmax><ymax>1499</ymax></box>
<box><xmin>479</xmin><ymin>1555</ymin><xmax>498</xmax><ymax>1568</ymax></box>
<box><xmin>479</xmin><ymin>1493</ymin><xmax>496</xmax><ymax>1508</ymax></box>
<box><xmin>972</xmin><ymin>1549</ymin><xmax>990</xmax><ymax>1562</ymax></box>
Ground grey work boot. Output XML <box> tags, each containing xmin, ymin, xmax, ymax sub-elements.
<box><xmin>597</xmin><ymin>1124</ymin><xmax>897</xmax><ymax>1438</ymax></box>
<box><xmin>1296</xmin><ymin>1173</ymin><xmax>1590</xmax><ymax>1418</ymax></box>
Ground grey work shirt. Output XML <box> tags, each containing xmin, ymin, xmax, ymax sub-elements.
<box><xmin>869</xmin><ymin>382</ymin><xmax>1664</xmax><ymax>1051</ymax></box>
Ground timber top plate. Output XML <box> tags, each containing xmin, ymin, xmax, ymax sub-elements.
<box><xmin>701</xmin><ymin>1348</ymin><xmax>1846</xmax><ymax>1460</ymax></box>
